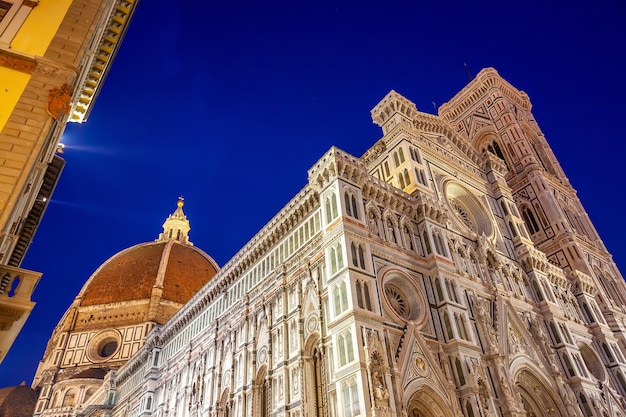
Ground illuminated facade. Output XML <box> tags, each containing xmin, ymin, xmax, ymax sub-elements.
<box><xmin>38</xmin><ymin>69</ymin><xmax>626</xmax><ymax>417</ymax></box>
<box><xmin>0</xmin><ymin>0</ymin><xmax>138</xmax><ymax>363</ymax></box>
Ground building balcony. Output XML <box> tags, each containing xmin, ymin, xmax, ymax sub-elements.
<box><xmin>0</xmin><ymin>264</ymin><xmax>41</xmax><ymax>363</ymax></box>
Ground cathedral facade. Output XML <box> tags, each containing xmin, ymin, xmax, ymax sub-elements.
<box><xmin>34</xmin><ymin>68</ymin><xmax>626</xmax><ymax>417</ymax></box>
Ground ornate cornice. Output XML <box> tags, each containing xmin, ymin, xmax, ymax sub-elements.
<box><xmin>69</xmin><ymin>0</ymin><xmax>139</xmax><ymax>122</ymax></box>
<box><xmin>438</xmin><ymin>68</ymin><xmax>531</xmax><ymax>123</ymax></box>
<box><xmin>308</xmin><ymin>147</ymin><xmax>369</xmax><ymax>192</ymax></box>
<box><xmin>33</xmin><ymin>56</ymin><xmax>76</xmax><ymax>81</ymax></box>
<box><xmin>0</xmin><ymin>50</ymin><xmax>35</xmax><ymax>73</ymax></box>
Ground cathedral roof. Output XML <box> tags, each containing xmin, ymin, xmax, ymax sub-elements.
<box><xmin>67</xmin><ymin>198</ymin><xmax>219</xmax><ymax>328</ymax></box>
<box><xmin>0</xmin><ymin>383</ymin><xmax>38</xmax><ymax>417</ymax></box>
<box><xmin>80</xmin><ymin>240</ymin><xmax>218</xmax><ymax>306</ymax></box>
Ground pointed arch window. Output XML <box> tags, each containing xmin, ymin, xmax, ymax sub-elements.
<box><xmin>548</xmin><ymin>320</ymin><xmax>561</xmax><ymax>344</ymax></box>
<box><xmin>454</xmin><ymin>358</ymin><xmax>466</xmax><ymax>387</ymax></box>
<box><xmin>344</xmin><ymin>192</ymin><xmax>359</xmax><ymax>219</ymax></box>
<box><xmin>342</xmin><ymin>378</ymin><xmax>360</xmax><ymax>417</ymax></box>
<box><xmin>422</xmin><ymin>230</ymin><xmax>432</xmax><ymax>255</ymax></box>
<box><xmin>521</xmin><ymin>206</ymin><xmax>540</xmax><ymax>234</ymax></box>
<box><xmin>355</xmin><ymin>280</ymin><xmax>372</xmax><ymax>311</ymax></box>
<box><xmin>415</xmin><ymin>168</ymin><xmax>427</xmax><ymax>185</ymax></box>
<box><xmin>410</xmin><ymin>147</ymin><xmax>421</xmax><ymax>163</ymax></box>
<box><xmin>333</xmin><ymin>280</ymin><xmax>349</xmax><ymax>316</ymax></box>
<box><xmin>330</xmin><ymin>243</ymin><xmax>344</xmax><ymax>274</ymax></box>
<box><xmin>443</xmin><ymin>312</ymin><xmax>454</xmax><ymax>340</ymax></box>
<box><xmin>350</xmin><ymin>242</ymin><xmax>366</xmax><ymax>269</ymax></box>
<box><xmin>337</xmin><ymin>330</ymin><xmax>355</xmax><ymax>366</ymax></box>
<box><xmin>485</xmin><ymin>140</ymin><xmax>509</xmax><ymax>169</ymax></box>
<box><xmin>325</xmin><ymin>194</ymin><xmax>338</xmax><ymax>224</ymax></box>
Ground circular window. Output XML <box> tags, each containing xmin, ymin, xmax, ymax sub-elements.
<box><xmin>444</xmin><ymin>182</ymin><xmax>493</xmax><ymax>237</ymax></box>
<box><xmin>99</xmin><ymin>340</ymin><xmax>118</xmax><ymax>358</ymax></box>
<box><xmin>384</xmin><ymin>284</ymin><xmax>410</xmax><ymax>320</ymax></box>
<box><xmin>86</xmin><ymin>330</ymin><xmax>121</xmax><ymax>362</ymax></box>
<box><xmin>380</xmin><ymin>269</ymin><xmax>427</xmax><ymax>326</ymax></box>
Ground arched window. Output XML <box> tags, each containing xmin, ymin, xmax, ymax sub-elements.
<box><xmin>358</xmin><ymin>245</ymin><xmax>365</xmax><ymax>269</ymax></box>
<box><xmin>350</xmin><ymin>243</ymin><xmax>358</xmax><ymax>267</ymax></box>
<box><xmin>454</xmin><ymin>358</ymin><xmax>466</xmax><ymax>387</ymax></box>
<box><xmin>342</xmin><ymin>378</ymin><xmax>360</xmax><ymax>417</ymax></box>
<box><xmin>602</xmin><ymin>342</ymin><xmax>615</xmax><ymax>363</ymax></box>
<box><xmin>355</xmin><ymin>280</ymin><xmax>372</xmax><ymax>311</ymax></box>
<box><xmin>330</xmin><ymin>243</ymin><xmax>343</xmax><ymax>274</ymax></box>
<box><xmin>562</xmin><ymin>352</ymin><xmax>575</xmax><ymax>377</ymax></box>
<box><xmin>579</xmin><ymin>393</ymin><xmax>593</xmax><ymax>417</ymax></box>
<box><xmin>398</xmin><ymin>147</ymin><xmax>405</xmax><ymax>163</ymax></box>
<box><xmin>508</xmin><ymin>221</ymin><xmax>517</xmax><ymax>237</ymax></box>
<box><xmin>351</xmin><ymin>195</ymin><xmax>358</xmax><ymax>219</ymax></box>
<box><xmin>582</xmin><ymin>302</ymin><xmax>596</xmax><ymax>323</ymax></box>
<box><xmin>531</xmin><ymin>279</ymin><xmax>544</xmax><ymax>302</ymax></box>
<box><xmin>344</xmin><ymin>193</ymin><xmax>359</xmax><ymax>219</ymax></box>
<box><xmin>340</xmin><ymin>281</ymin><xmax>348</xmax><ymax>311</ymax></box>
<box><xmin>398</xmin><ymin>173</ymin><xmax>406</xmax><ymax>189</ymax></box>
<box><xmin>521</xmin><ymin>206</ymin><xmax>540</xmax><ymax>234</ymax></box>
<box><xmin>337</xmin><ymin>331</ymin><xmax>354</xmax><ymax>366</ymax></box>
<box><xmin>548</xmin><ymin>320</ymin><xmax>561</xmax><ymax>344</ymax></box>
<box><xmin>456</xmin><ymin>314</ymin><xmax>468</xmax><ymax>340</ymax></box>
<box><xmin>434</xmin><ymin>278</ymin><xmax>444</xmax><ymax>302</ymax></box>
<box><xmin>363</xmin><ymin>283</ymin><xmax>371</xmax><ymax>310</ymax></box>
<box><xmin>325</xmin><ymin>194</ymin><xmax>338</xmax><ymax>224</ymax></box>
<box><xmin>62</xmin><ymin>389</ymin><xmax>76</xmax><ymax>407</ymax></box>
<box><xmin>500</xmin><ymin>200</ymin><xmax>509</xmax><ymax>216</ymax></box>
<box><xmin>422</xmin><ymin>230</ymin><xmax>432</xmax><ymax>254</ymax></box>
<box><xmin>334</xmin><ymin>285</ymin><xmax>342</xmax><ymax>316</ymax></box>
<box><xmin>443</xmin><ymin>312</ymin><xmax>454</xmax><ymax>340</ymax></box>
<box><xmin>485</xmin><ymin>140</ymin><xmax>509</xmax><ymax>169</ymax></box>
<box><xmin>433</xmin><ymin>231</ymin><xmax>446</xmax><ymax>256</ymax></box>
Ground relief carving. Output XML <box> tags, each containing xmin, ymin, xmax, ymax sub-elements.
<box><xmin>47</xmin><ymin>83</ymin><xmax>73</xmax><ymax>121</ymax></box>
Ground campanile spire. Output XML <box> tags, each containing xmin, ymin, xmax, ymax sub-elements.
<box><xmin>157</xmin><ymin>197</ymin><xmax>193</xmax><ymax>245</ymax></box>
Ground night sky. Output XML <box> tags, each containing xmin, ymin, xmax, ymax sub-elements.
<box><xmin>1</xmin><ymin>0</ymin><xmax>625</xmax><ymax>386</ymax></box>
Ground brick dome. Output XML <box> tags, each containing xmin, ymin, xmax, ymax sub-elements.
<box><xmin>0</xmin><ymin>383</ymin><xmax>38</xmax><ymax>417</ymax></box>
<box><xmin>80</xmin><ymin>240</ymin><xmax>219</xmax><ymax>307</ymax></box>
<box><xmin>62</xmin><ymin>199</ymin><xmax>220</xmax><ymax>329</ymax></box>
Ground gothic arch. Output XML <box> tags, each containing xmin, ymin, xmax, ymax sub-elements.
<box><xmin>253</xmin><ymin>366</ymin><xmax>269</xmax><ymax>417</ymax></box>
<box><xmin>217</xmin><ymin>388</ymin><xmax>231</xmax><ymax>417</ymax></box>
<box><xmin>403</xmin><ymin>383</ymin><xmax>455</xmax><ymax>417</ymax></box>
<box><xmin>472</xmin><ymin>126</ymin><xmax>500</xmax><ymax>153</ymax></box>
<box><xmin>303</xmin><ymin>333</ymin><xmax>324</xmax><ymax>417</ymax></box>
<box><xmin>512</xmin><ymin>366</ymin><xmax>566</xmax><ymax>417</ymax></box>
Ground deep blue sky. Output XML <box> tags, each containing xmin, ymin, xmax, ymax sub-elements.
<box><xmin>1</xmin><ymin>0</ymin><xmax>625</xmax><ymax>386</ymax></box>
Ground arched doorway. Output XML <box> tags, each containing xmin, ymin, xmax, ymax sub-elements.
<box><xmin>514</xmin><ymin>368</ymin><xmax>565</xmax><ymax>417</ymax></box>
<box><xmin>405</xmin><ymin>385</ymin><xmax>455</xmax><ymax>417</ymax></box>
<box><xmin>253</xmin><ymin>367</ymin><xmax>269</xmax><ymax>417</ymax></box>
<box><xmin>303</xmin><ymin>335</ymin><xmax>323</xmax><ymax>417</ymax></box>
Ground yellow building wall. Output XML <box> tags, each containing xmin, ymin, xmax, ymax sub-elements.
<box><xmin>0</xmin><ymin>68</ymin><xmax>30</xmax><ymax>132</ymax></box>
<box><xmin>10</xmin><ymin>0</ymin><xmax>73</xmax><ymax>56</ymax></box>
